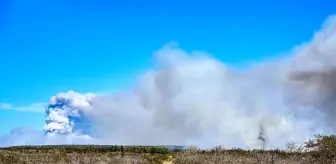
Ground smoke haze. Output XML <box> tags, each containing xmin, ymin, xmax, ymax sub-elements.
<box><xmin>1</xmin><ymin>15</ymin><xmax>336</xmax><ymax>150</ymax></box>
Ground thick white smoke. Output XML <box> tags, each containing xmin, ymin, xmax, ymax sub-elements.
<box><xmin>44</xmin><ymin>91</ymin><xmax>95</xmax><ymax>135</ymax></box>
<box><xmin>1</xmin><ymin>15</ymin><xmax>336</xmax><ymax>150</ymax></box>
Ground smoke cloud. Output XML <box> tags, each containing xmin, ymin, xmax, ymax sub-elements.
<box><xmin>1</xmin><ymin>15</ymin><xmax>336</xmax><ymax>150</ymax></box>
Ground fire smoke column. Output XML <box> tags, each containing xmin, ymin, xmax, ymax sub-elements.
<box><xmin>43</xmin><ymin>90</ymin><xmax>95</xmax><ymax>136</ymax></box>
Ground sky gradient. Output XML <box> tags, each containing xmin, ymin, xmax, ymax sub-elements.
<box><xmin>0</xmin><ymin>0</ymin><xmax>335</xmax><ymax>135</ymax></box>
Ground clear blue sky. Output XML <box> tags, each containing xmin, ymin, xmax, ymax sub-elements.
<box><xmin>0</xmin><ymin>0</ymin><xmax>335</xmax><ymax>135</ymax></box>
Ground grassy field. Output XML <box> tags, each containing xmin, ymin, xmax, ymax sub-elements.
<box><xmin>1</xmin><ymin>134</ymin><xmax>336</xmax><ymax>164</ymax></box>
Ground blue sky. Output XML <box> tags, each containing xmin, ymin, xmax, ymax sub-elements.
<box><xmin>0</xmin><ymin>0</ymin><xmax>335</xmax><ymax>135</ymax></box>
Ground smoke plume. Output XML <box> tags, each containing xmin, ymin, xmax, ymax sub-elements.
<box><xmin>44</xmin><ymin>91</ymin><xmax>95</xmax><ymax>135</ymax></box>
<box><xmin>1</xmin><ymin>15</ymin><xmax>336</xmax><ymax>150</ymax></box>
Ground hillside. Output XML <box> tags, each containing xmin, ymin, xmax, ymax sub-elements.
<box><xmin>1</xmin><ymin>134</ymin><xmax>336</xmax><ymax>164</ymax></box>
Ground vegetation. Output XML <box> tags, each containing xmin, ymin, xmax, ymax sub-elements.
<box><xmin>0</xmin><ymin>134</ymin><xmax>336</xmax><ymax>164</ymax></box>
<box><xmin>1</xmin><ymin>145</ymin><xmax>170</xmax><ymax>154</ymax></box>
